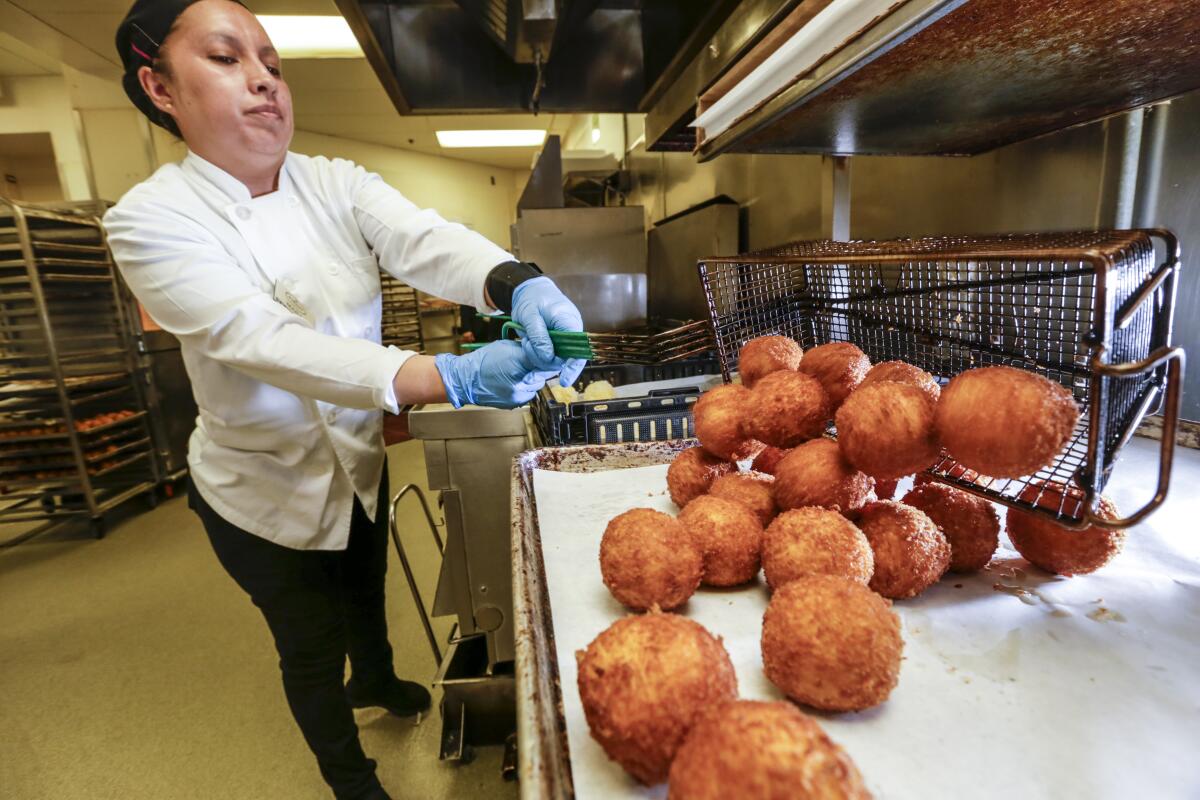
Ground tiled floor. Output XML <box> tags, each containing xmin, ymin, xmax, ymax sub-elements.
<box><xmin>0</xmin><ymin>440</ymin><xmax>516</xmax><ymax>800</ymax></box>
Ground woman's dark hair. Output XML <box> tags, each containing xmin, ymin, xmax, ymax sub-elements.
<box><xmin>147</xmin><ymin>29</ymin><xmax>183</xmax><ymax>138</ymax></box>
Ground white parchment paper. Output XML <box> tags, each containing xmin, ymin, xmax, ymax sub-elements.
<box><xmin>532</xmin><ymin>463</ymin><xmax>1200</xmax><ymax>800</ymax></box>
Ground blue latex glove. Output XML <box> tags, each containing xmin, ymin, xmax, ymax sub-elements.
<box><xmin>510</xmin><ymin>276</ymin><xmax>587</xmax><ymax>387</ymax></box>
<box><xmin>434</xmin><ymin>340</ymin><xmax>559</xmax><ymax>409</ymax></box>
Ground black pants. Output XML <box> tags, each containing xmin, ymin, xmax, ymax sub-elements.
<box><xmin>190</xmin><ymin>471</ymin><xmax>394</xmax><ymax>800</ymax></box>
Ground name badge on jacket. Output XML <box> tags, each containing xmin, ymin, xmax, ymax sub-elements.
<box><xmin>273</xmin><ymin>280</ymin><xmax>315</xmax><ymax>325</ymax></box>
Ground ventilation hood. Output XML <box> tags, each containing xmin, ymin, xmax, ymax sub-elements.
<box><xmin>334</xmin><ymin>0</ymin><xmax>741</xmax><ymax>114</ymax></box>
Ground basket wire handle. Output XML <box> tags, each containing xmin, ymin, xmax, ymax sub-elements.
<box><xmin>1087</xmin><ymin>346</ymin><xmax>1185</xmax><ymax>529</ymax></box>
<box><xmin>388</xmin><ymin>483</ymin><xmax>446</xmax><ymax>666</ymax></box>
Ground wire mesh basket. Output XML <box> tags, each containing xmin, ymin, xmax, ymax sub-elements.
<box><xmin>698</xmin><ymin>229</ymin><xmax>1185</xmax><ymax>530</ymax></box>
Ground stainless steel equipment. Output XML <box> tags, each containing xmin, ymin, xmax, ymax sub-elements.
<box><xmin>648</xmin><ymin>197</ymin><xmax>740</xmax><ymax>322</ymax></box>
<box><xmin>407</xmin><ymin>403</ymin><xmax>533</xmax><ymax>761</ymax></box>
<box><xmin>334</xmin><ymin>0</ymin><xmax>740</xmax><ymax>114</ymax></box>
<box><xmin>0</xmin><ymin>199</ymin><xmax>160</xmax><ymax>539</ymax></box>
<box><xmin>510</xmin><ymin>206</ymin><xmax>648</xmax><ymax>332</ymax></box>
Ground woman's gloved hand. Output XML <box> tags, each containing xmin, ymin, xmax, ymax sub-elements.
<box><xmin>510</xmin><ymin>276</ymin><xmax>587</xmax><ymax>387</ymax></box>
<box><xmin>434</xmin><ymin>340</ymin><xmax>559</xmax><ymax>409</ymax></box>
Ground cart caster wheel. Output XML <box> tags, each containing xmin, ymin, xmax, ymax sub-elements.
<box><xmin>145</xmin><ymin>489</ymin><xmax>160</xmax><ymax>509</ymax></box>
<box><xmin>40</xmin><ymin>495</ymin><xmax>56</xmax><ymax>514</ymax></box>
<box><xmin>163</xmin><ymin>482</ymin><xmax>176</xmax><ymax>499</ymax></box>
<box><xmin>459</xmin><ymin>745</ymin><xmax>475</xmax><ymax>766</ymax></box>
<box><xmin>90</xmin><ymin>518</ymin><xmax>106</xmax><ymax>539</ymax></box>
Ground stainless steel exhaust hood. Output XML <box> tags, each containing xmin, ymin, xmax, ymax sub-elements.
<box><xmin>334</xmin><ymin>0</ymin><xmax>741</xmax><ymax>114</ymax></box>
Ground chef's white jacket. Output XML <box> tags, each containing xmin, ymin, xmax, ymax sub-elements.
<box><xmin>103</xmin><ymin>151</ymin><xmax>511</xmax><ymax>550</ymax></box>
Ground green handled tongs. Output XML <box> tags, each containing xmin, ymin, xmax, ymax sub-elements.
<box><xmin>462</xmin><ymin>315</ymin><xmax>593</xmax><ymax>358</ymax></box>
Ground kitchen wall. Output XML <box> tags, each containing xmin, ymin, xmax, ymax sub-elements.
<box><xmin>0</xmin><ymin>70</ymin><xmax>524</xmax><ymax>252</ymax></box>
<box><xmin>290</xmin><ymin>130</ymin><xmax>521</xmax><ymax>250</ymax></box>
<box><xmin>0</xmin><ymin>75</ymin><xmax>92</xmax><ymax>200</ymax></box>
<box><xmin>618</xmin><ymin>93</ymin><xmax>1200</xmax><ymax>420</ymax></box>
<box><xmin>0</xmin><ymin>144</ymin><xmax>63</xmax><ymax>203</ymax></box>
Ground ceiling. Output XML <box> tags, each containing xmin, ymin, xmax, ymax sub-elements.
<box><xmin>0</xmin><ymin>0</ymin><xmax>577</xmax><ymax>170</ymax></box>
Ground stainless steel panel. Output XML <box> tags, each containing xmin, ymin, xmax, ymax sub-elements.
<box><xmin>550</xmin><ymin>273</ymin><xmax>646</xmax><ymax>331</ymax></box>
<box><xmin>647</xmin><ymin>200</ymin><xmax>739</xmax><ymax>321</ymax></box>
<box><xmin>510</xmin><ymin>206</ymin><xmax>647</xmax><ymax>332</ymax></box>
<box><xmin>410</xmin><ymin>404</ymin><xmax>529</xmax><ymax>440</ymax></box>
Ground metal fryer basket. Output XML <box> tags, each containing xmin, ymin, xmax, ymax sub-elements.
<box><xmin>697</xmin><ymin>230</ymin><xmax>1185</xmax><ymax>530</ymax></box>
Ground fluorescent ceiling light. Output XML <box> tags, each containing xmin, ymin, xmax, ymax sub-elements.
<box><xmin>257</xmin><ymin>16</ymin><xmax>363</xmax><ymax>59</ymax></box>
<box><xmin>436</xmin><ymin>130</ymin><xmax>548</xmax><ymax>148</ymax></box>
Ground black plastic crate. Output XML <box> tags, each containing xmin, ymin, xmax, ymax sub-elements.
<box><xmin>531</xmin><ymin>358</ymin><xmax>722</xmax><ymax>446</ymax></box>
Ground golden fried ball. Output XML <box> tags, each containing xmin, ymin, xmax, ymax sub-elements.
<box><xmin>798</xmin><ymin>342</ymin><xmax>871</xmax><ymax>409</ymax></box>
<box><xmin>692</xmin><ymin>384</ymin><xmax>763</xmax><ymax>461</ymax></box>
<box><xmin>751</xmin><ymin>445</ymin><xmax>790</xmax><ymax>476</ymax></box>
<box><xmin>678</xmin><ymin>495</ymin><xmax>764</xmax><ymax>586</ymax></box>
<box><xmin>668</xmin><ymin>446</ymin><xmax>736</xmax><ymax>508</ymax></box>
<box><xmin>744</xmin><ymin>370</ymin><xmax>831</xmax><ymax>448</ymax></box>
<box><xmin>935</xmin><ymin>366</ymin><xmax>1080</xmax><ymax>478</ymax></box>
<box><xmin>835</xmin><ymin>381</ymin><xmax>940</xmax><ymax>480</ymax></box>
<box><xmin>738</xmin><ymin>335</ymin><xmax>803</xmax><ymax>388</ymax></box>
<box><xmin>667</xmin><ymin>700</ymin><xmax>870</xmax><ymax>800</ymax></box>
<box><xmin>901</xmin><ymin>483</ymin><xmax>1000</xmax><ymax>573</ymax></box>
<box><xmin>861</xmin><ymin>360</ymin><xmax>940</xmax><ymax>405</ymax></box>
<box><xmin>773</xmin><ymin>438</ymin><xmax>874</xmax><ymax>514</ymax></box>
<box><xmin>1008</xmin><ymin>483</ymin><xmax>1124</xmax><ymax>576</ymax></box>
<box><xmin>761</xmin><ymin>575</ymin><xmax>902</xmax><ymax>712</ymax></box>
<box><xmin>761</xmin><ymin>507</ymin><xmax>874</xmax><ymax>590</ymax></box>
<box><xmin>576</xmin><ymin>612</ymin><xmax>738</xmax><ymax>785</ymax></box>
<box><xmin>708</xmin><ymin>471</ymin><xmax>778</xmax><ymax>527</ymax></box>
<box><xmin>600</xmin><ymin>509</ymin><xmax>703</xmax><ymax>611</ymax></box>
<box><xmin>857</xmin><ymin>501</ymin><xmax>950</xmax><ymax>599</ymax></box>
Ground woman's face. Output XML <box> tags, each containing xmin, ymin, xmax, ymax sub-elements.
<box><xmin>141</xmin><ymin>0</ymin><xmax>293</xmax><ymax>171</ymax></box>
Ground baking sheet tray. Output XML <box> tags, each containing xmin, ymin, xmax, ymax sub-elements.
<box><xmin>515</xmin><ymin>442</ymin><xmax>1200</xmax><ymax>799</ymax></box>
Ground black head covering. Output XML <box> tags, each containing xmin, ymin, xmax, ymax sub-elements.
<box><xmin>116</xmin><ymin>0</ymin><xmax>198</xmax><ymax>132</ymax></box>
<box><xmin>116</xmin><ymin>0</ymin><xmax>247</xmax><ymax>133</ymax></box>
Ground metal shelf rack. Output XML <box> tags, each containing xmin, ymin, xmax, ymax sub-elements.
<box><xmin>0</xmin><ymin>199</ymin><xmax>161</xmax><ymax>538</ymax></box>
<box><xmin>380</xmin><ymin>274</ymin><xmax>423</xmax><ymax>352</ymax></box>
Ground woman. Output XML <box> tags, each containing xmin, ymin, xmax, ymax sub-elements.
<box><xmin>104</xmin><ymin>1</ymin><xmax>585</xmax><ymax>798</ymax></box>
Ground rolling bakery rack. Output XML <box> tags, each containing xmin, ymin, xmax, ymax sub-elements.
<box><xmin>0</xmin><ymin>199</ymin><xmax>160</xmax><ymax>539</ymax></box>
<box><xmin>379</xmin><ymin>274</ymin><xmax>424</xmax><ymax>352</ymax></box>
<box><xmin>698</xmin><ymin>229</ymin><xmax>1184</xmax><ymax>530</ymax></box>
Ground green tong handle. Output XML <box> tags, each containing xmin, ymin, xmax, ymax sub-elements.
<box><xmin>499</xmin><ymin>320</ymin><xmax>594</xmax><ymax>359</ymax></box>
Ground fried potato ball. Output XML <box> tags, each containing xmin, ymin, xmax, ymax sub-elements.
<box><xmin>901</xmin><ymin>483</ymin><xmax>1000</xmax><ymax>573</ymax></box>
<box><xmin>836</xmin><ymin>381</ymin><xmax>940</xmax><ymax>480</ymax></box>
<box><xmin>600</xmin><ymin>509</ymin><xmax>703</xmax><ymax>611</ymax></box>
<box><xmin>693</xmin><ymin>384</ymin><xmax>763</xmax><ymax>461</ymax></box>
<box><xmin>709</xmin><ymin>471</ymin><xmax>777</xmax><ymax>527</ymax></box>
<box><xmin>761</xmin><ymin>575</ymin><xmax>902</xmax><ymax>712</ymax></box>
<box><xmin>1008</xmin><ymin>483</ymin><xmax>1124</xmax><ymax>576</ymax></box>
<box><xmin>668</xmin><ymin>446</ymin><xmax>736</xmax><ymax>508</ymax></box>
<box><xmin>751</xmin><ymin>445</ymin><xmax>790</xmax><ymax>476</ymax></box>
<box><xmin>857</xmin><ymin>501</ymin><xmax>950</xmax><ymax>599</ymax></box>
<box><xmin>678</xmin><ymin>495</ymin><xmax>764</xmax><ymax>586</ymax></box>
<box><xmin>773</xmin><ymin>438</ymin><xmax>874</xmax><ymax>514</ymax></box>
<box><xmin>577</xmin><ymin>612</ymin><xmax>738</xmax><ymax>785</ymax></box>
<box><xmin>667</xmin><ymin>700</ymin><xmax>870</xmax><ymax>800</ymax></box>
<box><xmin>934</xmin><ymin>366</ymin><xmax>1080</xmax><ymax>478</ymax></box>
<box><xmin>738</xmin><ymin>335</ymin><xmax>803</xmax><ymax>388</ymax></box>
<box><xmin>744</xmin><ymin>370</ymin><xmax>831</xmax><ymax>448</ymax></box>
<box><xmin>798</xmin><ymin>342</ymin><xmax>871</xmax><ymax>409</ymax></box>
<box><xmin>861</xmin><ymin>360</ymin><xmax>940</xmax><ymax>405</ymax></box>
<box><xmin>761</xmin><ymin>507</ymin><xmax>874</xmax><ymax>590</ymax></box>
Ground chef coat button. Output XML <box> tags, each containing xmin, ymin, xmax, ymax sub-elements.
<box><xmin>328</xmin><ymin>262</ymin><xmax>341</xmax><ymax>276</ymax></box>
<box><xmin>288</xmin><ymin>194</ymin><xmax>300</xmax><ymax>207</ymax></box>
<box><xmin>325</xmin><ymin>409</ymin><xmax>337</xmax><ymax>424</ymax></box>
<box><xmin>235</xmin><ymin>206</ymin><xmax>251</xmax><ymax>220</ymax></box>
<box><xmin>365</xmin><ymin>325</ymin><xmax>374</xmax><ymax>337</ymax></box>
